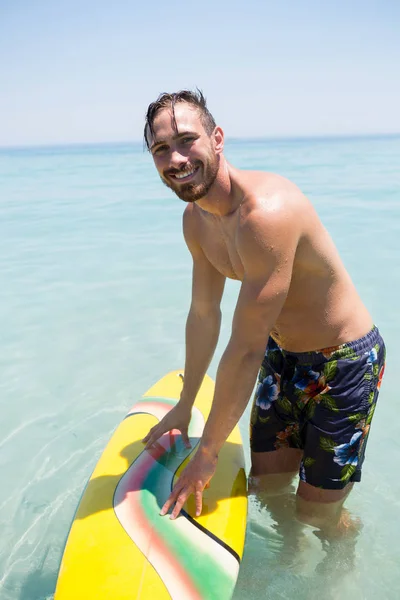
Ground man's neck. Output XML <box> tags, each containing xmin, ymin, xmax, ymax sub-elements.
<box><xmin>195</xmin><ymin>159</ymin><xmax>243</xmax><ymax>217</ymax></box>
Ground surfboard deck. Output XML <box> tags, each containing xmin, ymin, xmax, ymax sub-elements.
<box><xmin>55</xmin><ymin>370</ymin><xmax>247</xmax><ymax>600</ymax></box>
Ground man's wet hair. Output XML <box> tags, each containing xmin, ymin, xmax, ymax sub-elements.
<box><xmin>144</xmin><ymin>89</ymin><xmax>216</xmax><ymax>150</ymax></box>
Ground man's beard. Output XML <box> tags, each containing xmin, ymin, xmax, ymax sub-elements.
<box><xmin>161</xmin><ymin>154</ymin><xmax>220</xmax><ymax>203</ymax></box>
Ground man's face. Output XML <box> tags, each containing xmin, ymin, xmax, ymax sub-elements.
<box><xmin>148</xmin><ymin>103</ymin><xmax>221</xmax><ymax>203</ymax></box>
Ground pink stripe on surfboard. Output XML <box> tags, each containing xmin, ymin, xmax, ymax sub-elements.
<box><xmin>114</xmin><ymin>431</ymin><xmax>202</xmax><ymax>600</ymax></box>
<box><xmin>117</xmin><ymin>399</ymin><xmax>205</xmax><ymax>598</ymax></box>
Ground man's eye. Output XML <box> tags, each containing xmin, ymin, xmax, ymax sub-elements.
<box><xmin>154</xmin><ymin>145</ymin><xmax>168</xmax><ymax>154</ymax></box>
<box><xmin>182</xmin><ymin>137</ymin><xmax>194</xmax><ymax>144</ymax></box>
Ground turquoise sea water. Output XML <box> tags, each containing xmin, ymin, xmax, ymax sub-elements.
<box><xmin>0</xmin><ymin>136</ymin><xmax>399</xmax><ymax>600</ymax></box>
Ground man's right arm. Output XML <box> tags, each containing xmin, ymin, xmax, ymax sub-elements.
<box><xmin>142</xmin><ymin>205</ymin><xmax>225</xmax><ymax>448</ymax></box>
<box><xmin>179</xmin><ymin>205</ymin><xmax>226</xmax><ymax>408</ymax></box>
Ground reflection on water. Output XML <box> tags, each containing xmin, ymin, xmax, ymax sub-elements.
<box><xmin>233</xmin><ymin>475</ymin><xmax>364</xmax><ymax>600</ymax></box>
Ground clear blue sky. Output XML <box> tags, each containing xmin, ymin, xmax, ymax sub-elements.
<box><xmin>1</xmin><ymin>0</ymin><xmax>399</xmax><ymax>146</ymax></box>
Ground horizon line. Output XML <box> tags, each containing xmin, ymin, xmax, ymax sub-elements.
<box><xmin>1</xmin><ymin>131</ymin><xmax>399</xmax><ymax>152</ymax></box>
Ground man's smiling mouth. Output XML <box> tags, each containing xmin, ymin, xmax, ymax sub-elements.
<box><xmin>170</xmin><ymin>165</ymin><xmax>199</xmax><ymax>181</ymax></box>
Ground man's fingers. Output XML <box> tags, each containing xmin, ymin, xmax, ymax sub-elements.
<box><xmin>141</xmin><ymin>430</ymin><xmax>151</xmax><ymax>443</ymax></box>
<box><xmin>170</xmin><ymin>492</ymin><xmax>189</xmax><ymax>520</ymax></box>
<box><xmin>195</xmin><ymin>489</ymin><xmax>203</xmax><ymax>517</ymax></box>
<box><xmin>143</xmin><ymin>425</ymin><xmax>164</xmax><ymax>449</ymax></box>
<box><xmin>160</xmin><ymin>480</ymin><xmax>193</xmax><ymax>520</ymax></box>
<box><xmin>160</xmin><ymin>484</ymin><xmax>181</xmax><ymax>517</ymax></box>
<box><xmin>160</xmin><ymin>495</ymin><xmax>174</xmax><ymax>517</ymax></box>
<box><xmin>144</xmin><ymin>433</ymin><xmax>157</xmax><ymax>449</ymax></box>
<box><xmin>142</xmin><ymin>425</ymin><xmax>157</xmax><ymax>444</ymax></box>
<box><xmin>181</xmin><ymin>430</ymin><xmax>192</xmax><ymax>449</ymax></box>
<box><xmin>144</xmin><ymin>425</ymin><xmax>191</xmax><ymax>450</ymax></box>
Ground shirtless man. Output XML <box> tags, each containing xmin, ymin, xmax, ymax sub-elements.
<box><xmin>142</xmin><ymin>90</ymin><xmax>386</xmax><ymax>528</ymax></box>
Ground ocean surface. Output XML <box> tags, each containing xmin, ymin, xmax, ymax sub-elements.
<box><xmin>0</xmin><ymin>135</ymin><xmax>399</xmax><ymax>600</ymax></box>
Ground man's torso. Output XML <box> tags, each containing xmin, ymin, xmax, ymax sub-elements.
<box><xmin>187</xmin><ymin>171</ymin><xmax>373</xmax><ymax>352</ymax></box>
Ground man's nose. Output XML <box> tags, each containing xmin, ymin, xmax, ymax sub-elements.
<box><xmin>169</xmin><ymin>148</ymin><xmax>187</xmax><ymax>168</ymax></box>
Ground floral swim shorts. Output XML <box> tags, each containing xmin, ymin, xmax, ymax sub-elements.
<box><xmin>250</xmin><ymin>326</ymin><xmax>386</xmax><ymax>489</ymax></box>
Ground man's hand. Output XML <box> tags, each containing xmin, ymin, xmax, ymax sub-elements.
<box><xmin>160</xmin><ymin>450</ymin><xmax>217</xmax><ymax>520</ymax></box>
<box><xmin>142</xmin><ymin>403</ymin><xmax>192</xmax><ymax>450</ymax></box>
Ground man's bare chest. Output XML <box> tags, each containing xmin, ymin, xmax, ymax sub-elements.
<box><xmin>199</xmin><ymin>218</ymin><xmax>244</xmax><ymax>281</ymax></box>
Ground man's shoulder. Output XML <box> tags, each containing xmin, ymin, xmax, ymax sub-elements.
<box><xmin>241</xmin><ymin>170</ymin><xmax>304</xmax><ymax>200</ymax></box>
<box><xmin>182</xmin><ymin>203</ymin><xmax>207</xmax><ymax>251</ymax></box>
<box><xmin>182</xmin><ymin>201</ymin><xmax>204</xmax><ymax>228</ymax></box>
<box><xmin>239</xmin><ymin>172</ymin><xmax>307</xmax><ymax>222</ymax></box>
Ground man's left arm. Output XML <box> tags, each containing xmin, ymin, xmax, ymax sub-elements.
<box><xmin>161</xmin><ymin>202</ymin><xmax>299</xmax><ymax>519</ymax></box>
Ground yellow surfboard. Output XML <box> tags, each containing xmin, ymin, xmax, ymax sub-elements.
<box><xmin>55</xmin><ymin>371</ymin><xmax>247</xmax><ymax>600</ymax></box>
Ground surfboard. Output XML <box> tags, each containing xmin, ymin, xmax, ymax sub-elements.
<box><xmin>55</xmin><ymin>370</ymin><xmax>247</xmax><ymax>600</ymax></box>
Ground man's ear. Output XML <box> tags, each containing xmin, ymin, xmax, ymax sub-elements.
<box><xmin>213</xmin><ymin>126</ymin><xmax>224</xmax><ymax>154</ymax></box>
